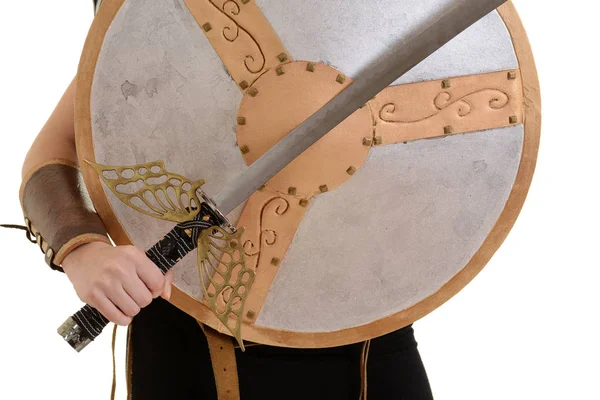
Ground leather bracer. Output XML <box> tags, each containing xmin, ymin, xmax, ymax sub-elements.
<box><xmin>20</xmin><ymin>160</ymin><xmax>111</xmax><ymax>272</ymax></box>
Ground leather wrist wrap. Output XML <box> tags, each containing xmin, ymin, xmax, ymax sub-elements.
<box><xmin>20</xmin><ymin>160</ymin><xmax>111</xmax><ymax>272</ymax></box>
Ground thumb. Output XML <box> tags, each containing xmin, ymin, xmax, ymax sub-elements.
<box><xmin>160</xmin><ymin>270</ymin><xmax>174</xmax><ymax>301</ymax></box>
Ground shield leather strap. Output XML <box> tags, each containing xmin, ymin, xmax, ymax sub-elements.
<box><xmin>78</xmin><ymin>0</ymin><xmax>540</xmax><ymax>398</ymax></box>
<box><xmin>201</xmin><ymin>323</ymin><xmax>241</xmax><ymax>400</ymax></box>
<box><xmin>201</xmin><ymin>323</ymin><xmax>367</xmax><ymax>400</ymax></box>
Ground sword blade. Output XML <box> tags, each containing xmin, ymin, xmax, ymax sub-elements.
<box><xmin>213</xmin><ymin>0</ymin><xmax>507</xmax><ymax>215</ymax></box>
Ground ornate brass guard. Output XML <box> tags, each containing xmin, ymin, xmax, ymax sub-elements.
<box><xmin>88</xmin><ymin>160</ymin><xmax>253</xmax><ymax>348</ymax></box>
<box><xmin>87</xmin><ymin>160</ymin><xmax>206</xmax><ymax>223</ymax></box>
<box><xmin>197</xmin><ymin>227</ymin><xmax>255</xmax><ymax>349</ymax></box>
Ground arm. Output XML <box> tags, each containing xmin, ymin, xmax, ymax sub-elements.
<box><xmin>21</xmin><ymin>78</ymin><xmax>173</xmax><ymax>326</ymax></box>
<box><xmin>22</xmin><ymin>78</ymin><xmax>79</xmax><ymax>177</ymax></box>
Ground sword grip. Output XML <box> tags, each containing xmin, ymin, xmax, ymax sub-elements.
<box><xmin>56</xmin><ymin>205</ymin><xmax>219</xmax><ymax>352</ymax></box>
<box><xmin>57</xmin><ymin>246</ymin><xmax>176</xmax><ymax>352</ymax></box>
<box><xmin>57</xmin><ymin>306</ymin><xmax>109</xmax><ymax>352</ymax></box>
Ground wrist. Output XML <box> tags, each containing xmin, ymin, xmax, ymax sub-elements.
<box><xmin>62</xmin><ymin>241</ymin><xmax>113</xmax><ymax>270</ymax></box>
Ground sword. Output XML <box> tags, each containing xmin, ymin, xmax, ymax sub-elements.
<box><xmin>59</xmin><ymin>0</ymin><xmax>507</xmax><ymax>351</ymax></box>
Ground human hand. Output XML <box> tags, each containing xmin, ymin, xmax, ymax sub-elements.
<box><xmin>62</xmin><ymin>242</ymin><xmax>174</xmax><ymax>326</ymax></box>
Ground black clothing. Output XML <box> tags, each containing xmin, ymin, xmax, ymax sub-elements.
<box><xmin>130</xmin><ymin>298</ymin><xmax>434</xmax><ymax>400</ymax></box>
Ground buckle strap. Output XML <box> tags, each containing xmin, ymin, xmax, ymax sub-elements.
<box><xmin>200</xmin><ymin>323</ymin><xmax>241</xmax><ymax>400</ymax></box>
<box><xmin>1</xmin><ymin>221</ymin><xmax>62</xmax><ymax>272</ymax></box>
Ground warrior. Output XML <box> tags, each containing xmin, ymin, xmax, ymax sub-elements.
<box><xmin>12</xmin><ymin>0</ymin><xmax>539</xmax><ymax>398</ymax></box>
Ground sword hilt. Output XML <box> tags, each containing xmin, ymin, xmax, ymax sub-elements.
<box><xmin>57</xmin><ymin>203</ymin><xmax>229</xmax><ymax>352</ymax></box>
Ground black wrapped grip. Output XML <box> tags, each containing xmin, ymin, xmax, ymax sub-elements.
<box><xmin>57</xmin><ymin>205</ymin><xmax>219</xmax><ymax>351</ymax></box>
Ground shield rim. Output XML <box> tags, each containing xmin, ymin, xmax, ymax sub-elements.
<box><xmin>75</xmin><ymin>0</ymin><xmax>541</xmax><ymax>348</ymax></box>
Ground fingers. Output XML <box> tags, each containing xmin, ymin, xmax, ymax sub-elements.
<box><xmin>128</xmin><ymin>247</ymin><xmax>165</xmax><ymax>298</ymax></box>
<box><xmin>91</xmin><ymin>292</ymin><xmax>132</xmax><ymax>327</ymax></box>
<box><xmin>107</xmin><ymin>286</ymin><xmax>141</xmax><ymax>318</ymax></box>
<box><xmin>123</xmin><ymin>275</ymin><xmax>154</xmax><ymax>310</ymax></box>
<box><xmin>66</xmin><ymin>244</ymin><xmax>170</xmax><ymax>327</ymax></box>
<box><xmin>161</xmin><ymin>270</ymin><xmax>174</xmax><ymax>301</ymax></box>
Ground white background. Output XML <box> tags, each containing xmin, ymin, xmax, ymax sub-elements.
<box><xmin>0</xmin><ymin>1</ymin><xmax>598</xmax><ymax>399</ymax></box>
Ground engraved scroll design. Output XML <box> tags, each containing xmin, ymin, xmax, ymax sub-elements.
<box><xmin>379</xmin><ymin>89</ymin><xmax>510</xmax><ymax>124</ymax></box>
<box><xmin>197</xmin><ymin>227</ymin><xmax>255</xmax><ymax>350</ymax></box>
<box><xmin>242</xmin><ymin>196</ymin><xmax>290</xmax><ymax>270</ymax></box>
<box><xmin>88</xmin><ymin>161</ymin><xmax>253</xmax><ymax>348</ymax></box>
<box><xmin>207</xmin><ymin>0</ymin><xmax>266</xmax><ymax>74</ymax></box>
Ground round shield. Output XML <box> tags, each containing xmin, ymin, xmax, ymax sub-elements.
<box><xmin>76</xmin><ymin>0</ymin><xmax>540</xmax><ymax>347</ymax></box>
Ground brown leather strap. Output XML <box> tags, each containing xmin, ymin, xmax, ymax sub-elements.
<box><xmin>20</xmin><ymin>160</ymin><xmax>111</xmax><ymax>269</ymax></box>
<box><xmin>360</xmin><ymin>340</ymin><xmax>372</xmax><ymax>400</ymax></box>
<box><xmin>126</xmin><ymin>324</ymin><xmax>133</xmax><ymax>400</ymax></box>
<box><xmin>110</xmin><ymin>324</ymin><xmax>118</xmax><ymax>400</ymax></box>
<box><xmin>200</xmin><ymin>322</ymin><xmax>241</xmax><ymax>400</ymax></box>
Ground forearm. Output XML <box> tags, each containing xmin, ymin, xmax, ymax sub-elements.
<box><xmin>18</xmin><ymin>76</ymin><xmax>111</xmax><ymax>270</ymax></box>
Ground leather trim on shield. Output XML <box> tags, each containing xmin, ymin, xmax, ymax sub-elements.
<box><xmin>184</xmin><ymin>0</ymin><xmax>291</xmax><ymax>89</ymax></box>
<box><xmin>371</xmin><ymin>70</ymin><xmax>524</xmax><ymax>144</ymax></box>
<box><xmin>235</xmin><ymin>188</ymin><xmax>310</xmax><ymax>324</ymax></box>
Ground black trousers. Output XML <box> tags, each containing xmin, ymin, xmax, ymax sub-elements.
<box><xmin>130</xmin><ymin>298</ymin><xmax>434</xmax><ymax>400</ymax></box>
